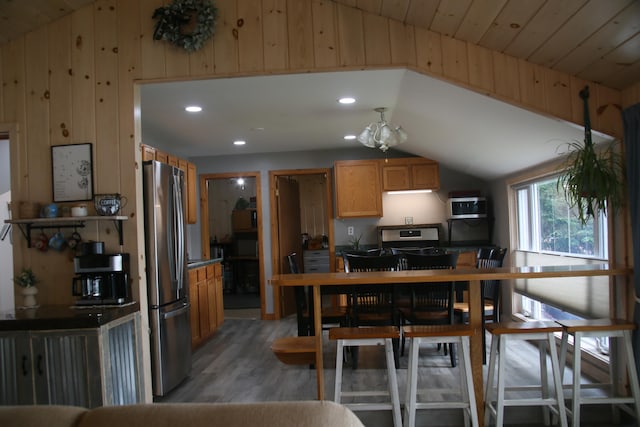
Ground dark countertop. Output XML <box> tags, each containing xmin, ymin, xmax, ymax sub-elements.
<box><xmin>187</xmin><ymin>257</ymin><xmax>222</xmax><ymax>269</ymax></box>
<box><xmin>0</xmin><ymin>302</ymin><xmax>139</xmax><ymax>331</ymax></box>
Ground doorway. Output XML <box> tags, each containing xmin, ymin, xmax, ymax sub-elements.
<box><xmin>269</xmin><ymin>168</ymin><xmax>334</xmax><ymax>319</ymax></box>
<box><xmin>199</xmin><ymin>171</ymin><xmax>264</xmax><ymax>317</ymax></box>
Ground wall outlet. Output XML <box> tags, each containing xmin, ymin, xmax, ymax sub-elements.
<box><xmin>347</xmin><ymin>226</ymin><xmax>354</xmax><ymax>236</ymax></box>
<box><xmin>405</xmin><ymin>216</ymin><xmax>413</xmax><ymax>225</ymax></box>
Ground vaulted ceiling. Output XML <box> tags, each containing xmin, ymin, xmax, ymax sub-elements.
<box><xmin>2</xmin><ymin>0</ymin><xmax>638</xmax><ymax>90</ymax></box>
<box><xmin>2</xmin><ymin>0</ymin><xmax>638</xmax><ymax>181</ymax></box>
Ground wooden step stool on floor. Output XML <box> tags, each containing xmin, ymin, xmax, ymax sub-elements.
<box><xmin>556</xmin><ymin>318</ymin><xmax>640</xmax><ymax>427</ymax></box>
<box><xmin>403</xmin><ymin>324</ymin><xmax>479</xmax><ymax>427</ymax></box>
<box><xmin>485</xmin><ymin>321</ymin><xmax>567</xmax><ymax>427</ymax></box>
<box><xmin>329</xmin><ymin>326</ymin><xmax>402</xmax><ymax>427</ymax></box>
<box><xmin>271</xmin><ymin>336</ymin><xmax>316</xmax><ymax>365</ymax></box>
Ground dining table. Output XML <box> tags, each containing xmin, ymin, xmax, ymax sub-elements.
<box><xmin>269</xmin><ymin>263</ymin><xmax>630</xmax><ymax>425</ymax></box>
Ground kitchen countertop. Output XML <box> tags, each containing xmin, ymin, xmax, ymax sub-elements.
<box><xmin>187</xmin><ymin>257</ymin><xmax>223</xmax><ymax>269</ymax></box>
<box><xmin>0</xmin><ymin>302</ymin><xmax>139</xmax><ymax>331</ymax></box>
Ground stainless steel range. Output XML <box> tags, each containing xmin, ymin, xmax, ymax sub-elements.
<box><xmin>377</xmin><ymin>224</ymin><xmax>442</xmax><ymax>251</ymax></box>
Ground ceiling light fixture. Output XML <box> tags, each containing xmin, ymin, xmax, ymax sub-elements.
<box><xmin>185</xmin><ymin>106</ymin><xmax>202</xmax><ymax>112</ymax></box>
<box><xmin>233</xmin><ymin>140</ymin><xmax>246</xmax><ymax>146</ymax></box>
<box><xmin>338</xmin><ymin>97</ymin><xmax>356</xmax><ymax>104</ymax></box>
<box><xmin>357</xmin><ymin>107</ymin><xmax>408</xmax><ymax>152</ymax></box>
<box><xmin>343</xmin><ymin>135</ymin><xmax>356</xmax><ymax>140</ymax></box>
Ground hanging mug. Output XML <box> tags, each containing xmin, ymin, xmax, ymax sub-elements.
<box><xmin>48</xmin><ymin>232</ymin><xmax>67</xmax><ymax>251</ymax></box>
<box><xmin>67</xmin><ymin>231</ymin><xmax>82</xmax><ymax>250</ymax></box>
<box><xmin>33</xmin><ymin>232</ymin><xmax>48</xmax><ymax>251</ymax></box>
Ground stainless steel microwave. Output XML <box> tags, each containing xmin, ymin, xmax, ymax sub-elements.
<box><xmin>447</xmin><ymin>197</ymin><xmax>488</xmax><ymax>219</ymax></box>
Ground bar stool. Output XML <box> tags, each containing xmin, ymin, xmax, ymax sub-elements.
<box><xmin>403</xmin><ymin>324</ymin><xmax>479</xmax><ymax>427</ymax></box>
<box><xmin>329</xmin><ymin>326</ymin><xmax>402</xmax><ymax>427</ymax></box>
<box><xmin>556</xmin><ymin>318</ymin><xmax>640</xmax><ymax>426</ymax></box>
<box><xmin>485</xmin><ymin>321</ymin><xmax>567</xmax><ymax>427</ymax></box>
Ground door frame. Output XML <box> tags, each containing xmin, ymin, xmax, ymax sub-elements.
<box><xmin>269</xmin><ymin>168</ymin><xmax>334</xmax><ymax>319</ymax></box>
<box><xmin>199</xmin><ymin>171</ymin><xmax>264</xmax><ymax>317</ymax></box>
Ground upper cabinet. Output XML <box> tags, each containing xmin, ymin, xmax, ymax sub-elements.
<box><xmin>334</xmin><ymin>157</ymin><xmax>440</xmax><ymax>218</ymax></box>
<box><xmin>334</xmin><ymin>160</ymin><xmax>383</xmax><ymax>218</ymax></box>
<box><xmin>141</xmin><ymin>144</ymin><xmax>197</xmax><ymax>224</ymax></box>
<box><xmin>381</xmin><ymin>157</ymin><xmax>440</xmax><ymax>191</ymax></box>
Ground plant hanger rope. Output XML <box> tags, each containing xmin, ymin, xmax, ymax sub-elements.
<box><xmin>152</xmin><ymin>0</ymin><xmax>217</xmax><ymax>52</ymax></box>
<box><xmin>580</xmin><ymin>86</ymin><xmax>593</xmax><ymax>147</ymax></box>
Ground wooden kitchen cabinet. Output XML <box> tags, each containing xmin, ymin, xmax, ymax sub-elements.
<box><xmin>214</xmin><ymin>262</ymin><xmax>224</xmax><ymax>326</ymax></box>
<box><xmin>142</xmin><ymin>144</ymin><xmax>197</xmax><ymax>224</ymax></box>
<box><xmin>142</xmin><ymin>144</ymin><xmax>156</xmax><ymax>161</ymax></box>
<box><xmin>189</xmin><ymin>262</ymin><xmax>224</xmax><ymax>349</ymax></box>
<box><xmin>381</xmin><ymin>157</ymin><xmax>440</xmax><ymax>191</ymax></box>
<box><xmin>187</xmin><ymin>161</ymin><xmax>197</xmax><ymax>224</ymax></box>
<box><xmin>334</xmin><ymin>160</ymin><xmax>383</xmax><ymax>218</ymax></box>
<box><xmin>188</xmin><ymin>269</ymin><xmax>202</xmax><ymax>346</ymax></box>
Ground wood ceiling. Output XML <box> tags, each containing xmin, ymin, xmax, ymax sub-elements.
<box><xmin>1</xmin><ymin>0</ymin><xmax>638</xmax><ymax>90</ymax></box>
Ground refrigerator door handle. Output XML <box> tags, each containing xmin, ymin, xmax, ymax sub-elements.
<box><xmin>173</xmin><ymin>173</ymin><xmax>185</xmax><ymax>293</ymax></box>
<box><xmin>162</xmin><ymin>302</ymin><xmax>190</xmax><ymax>320</ymax></box>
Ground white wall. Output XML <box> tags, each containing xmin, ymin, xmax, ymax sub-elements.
<box><xmin>0</xmin><ymin>139</ymin><xmax>14</xmax><ymax>311</ymax></box>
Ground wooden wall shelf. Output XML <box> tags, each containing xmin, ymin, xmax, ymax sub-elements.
<box><xmin>5</xmin><ymin>216</ymin><xmax>128</xmax><ymax>248</ymax></box>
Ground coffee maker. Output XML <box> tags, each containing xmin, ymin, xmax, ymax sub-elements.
<box><xmin>72</xmin><ymin>253</ymin><xmax>131</xmax><ymax>305</ymax></box>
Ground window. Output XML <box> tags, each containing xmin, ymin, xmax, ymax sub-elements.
<box><xmin>514</xmin><ymin>175</ymin><xmax>607</xmax><ymax>259</ymax></box>
<box><xmin>512</xmin><ymin>174</ymin><xmax>611</xmax><ymax>364</ymax></box>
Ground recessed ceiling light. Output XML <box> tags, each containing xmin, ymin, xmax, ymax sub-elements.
<box><xmin>338</xmin><ymin>97</ymin><xmax>356</xmax><ymax>104</ymax></box>
<box><xmin>233</xmin><ymin>140</ymin><xmax>246</xmax><ymax>146</ymax></box>
<box><xmin>185</xmin><ymin>106</ymin><xmax>202</xmax><ymax>112</ymax></box>
<box><xmin>344</xmin><ymin>135</ymin><xmax>356</xmax><ymax>140</ymax></box>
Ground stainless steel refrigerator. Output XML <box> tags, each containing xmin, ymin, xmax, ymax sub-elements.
<box><xmin>143</xmin><ymin>160</ymin><xmax>191</xmax><ymax>396</ymax></box>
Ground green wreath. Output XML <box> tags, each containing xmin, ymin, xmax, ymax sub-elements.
<box><xmin>152</xmin><ymin>0</ymin><xmax>217</xmax><ymax>53</ymax></box>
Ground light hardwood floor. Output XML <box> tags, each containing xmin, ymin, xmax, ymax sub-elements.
<box><xmin>157</xmin><ymin>313</ymin><xmax>636</xmax><ymax>426</ymax></box>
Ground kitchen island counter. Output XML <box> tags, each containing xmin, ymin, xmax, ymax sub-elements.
<box><xmin>0</xmin><ymin>302</ymin><xmax>140</xmax><ymax>331</ymax></box>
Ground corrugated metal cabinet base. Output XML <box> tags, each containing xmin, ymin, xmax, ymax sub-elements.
<box><xmin>0</xmin><ymin>312</ymin><xmax>144</xmax><ymax>407</ymax></box>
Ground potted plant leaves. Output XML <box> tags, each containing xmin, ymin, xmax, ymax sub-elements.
<box><xmin>13</xmin><ymin>268</ymin><xmax>40</xmax><ymax>308</ymax></box>
<box><xmin>557</xmin><ymin>86</ymin><xmax>625</xmax><ymax>224</ymax></box>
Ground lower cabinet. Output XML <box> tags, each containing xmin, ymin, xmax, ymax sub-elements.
<box><xmin>0</xmin><ymin>312</ymin><xmax>143</xmax><ymax>407</ymax></box>
<box><xmin>189</xmin><ymin>262</ymin><xmax>224</xmax><ymax>349</ymax></box>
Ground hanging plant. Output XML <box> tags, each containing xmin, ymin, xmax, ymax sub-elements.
<box><xmin>152</xmin><ymin>0</ymin><xmax>217</xmax><ymax>53</ymax></box>
<box><xmin>557</xmin><ymin>86</ymin><xmax>626</xmax><ymax>224</ymax></box>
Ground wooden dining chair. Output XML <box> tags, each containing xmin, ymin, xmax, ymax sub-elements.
<box><xmin>454</xmin><ymin>247</ymin><xmax>507</xmax><ymax>363</ymax></box>
<box><xmin>287</xmin><ymin>253</ymin><xmax>348</xmax><ymax>337</ymax></box>
<box><xmin>342</xmin><ymin>253</ymin><xmax>402</xmax><ymax>368</ymax></box>
<box><xmin>399</xmin><ymin>252</ymin><xmax>459</xmax><ymax>366</ymax></box>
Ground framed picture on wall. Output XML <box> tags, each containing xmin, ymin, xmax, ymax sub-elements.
<box><xmin>51</xmin><ymin>143</ymin><xmax>94</xmax><ymax>202</ymax></box>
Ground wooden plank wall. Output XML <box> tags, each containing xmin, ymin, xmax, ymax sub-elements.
<box><xmin>2</xmin><ymin>0</ymin><xmax>635</xmax><ymax>302</ymax></box>
<box><xmin>1</xmin><ymin>0</ymin><xmax>639</xmax><ymax>400</ymax></box>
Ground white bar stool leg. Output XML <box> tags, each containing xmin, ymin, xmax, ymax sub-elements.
<box><xmin>495</xmin><ymin>333</ymin><xmax>507</xmax><ymax>427</ymax></box>
<box><xmin>404</xmin><ymin>336</ymin><xmax>420</xmax><ymax>427</ymax></box>
<box><xmin>384</xmin><ymin>338</ymin><xmax>402</xmax><ymax>427</ymax></box>
<box><xmin>571</xmin><ymin>333</ymin><xmax>582</xmax><ymax>427</ymax></box>
<box><xmin>485</xmin><ymin>333</ymin><xmax>499</xmax><ymax>426</ymax></box>
<box><xmin>622</xmin><ymin>330</ymin><xmax>640</xmax><ymax>422</ymax></box>
<box><xmin>334</xmin><ymin>339</ymin><xmax>344</xmax><ymax>404</ymax></box>
<box><xmin>460</xmin><ymin>336</ymin><xmax>479</xmax><ymax>427</ymax></box>
<box><xmin>547</xmin><ymin>332</ymin><xmax>568</xmax><ymax>427</ymax></box>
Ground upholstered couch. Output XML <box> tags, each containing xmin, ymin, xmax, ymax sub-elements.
<box><xmin>0</xmin><ymin>401</ymin><xmax>364</xmax><ymax>427</ymax></box>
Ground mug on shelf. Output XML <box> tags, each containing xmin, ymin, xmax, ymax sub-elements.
<box><xmin>71</xmin><ymin>204</ymin><xmax>88</xmax><ymax>217</ymax></box>
<box><xmin>40</xmin><ymin>203</ymin><xmax>58</xmax><ymax>218</ymax></box>
<box><xmin>48</xmin><ymin>232</ymin><xmax>66</xmax><ymax>251</ymax></box>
